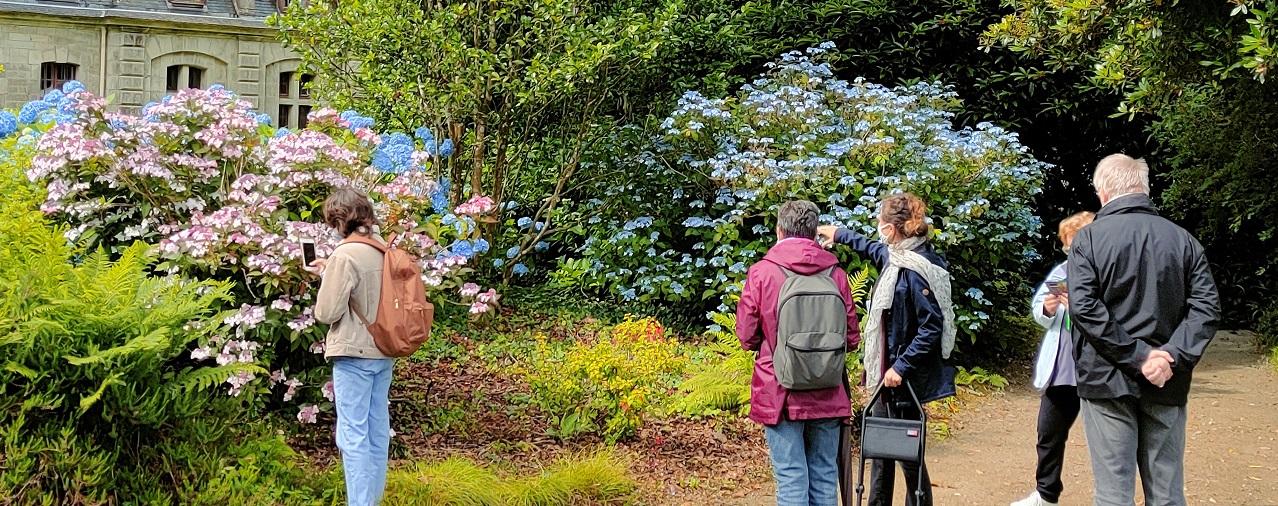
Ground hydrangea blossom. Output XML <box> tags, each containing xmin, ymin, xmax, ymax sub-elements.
<box><xmin>322</xmin><ymin>380</ymin><xmax>336</xmax><ymax>402</ymax></box>
<box><xmin>297</xmin><ymin>404</ymin><xmax>319</xmax><ymax>423</ymax></box>
<box><xmin>459</xmin><ymin>283</ymin><xmax>481</xmax><ymax>297</ymax></box>
<box><xmin>0</xmin><ymin>111</ymin><xmax>17</xmax><ymax>138</ymax></box>
<box><xmin>15</xmin><ymin>84</ymin><xmax>507</xmax><ymax>423</ymax></box>
<box><xmin>283</xmin><ymin>378</ymin><xmax>303</xmax><ymax>401</ymax></box>
<box><xmin>560</xmin><ymin>43</ymin><xmax>1047</xmax><ymax>340</ymax></box>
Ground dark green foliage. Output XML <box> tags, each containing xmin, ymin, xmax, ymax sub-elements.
<box><xmin>1156</xmin><ymin>81</ymin><xmax>1278</xmax><ymax>329</ymax></box>
<box><xmin>0</xmin><ymin>130</ymin><xmax>325</xmax><ymax>505</ymax></box>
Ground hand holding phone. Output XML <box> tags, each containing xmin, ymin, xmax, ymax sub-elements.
<box><xmin>301</xmin><ymin>239</ymin><xmax>320</xmax><ymax>273</ymax></box>
<box><xmin>1047</xmin><ymin>280</ymin><xmax>1067</xmax><ymax>297</ymax></box>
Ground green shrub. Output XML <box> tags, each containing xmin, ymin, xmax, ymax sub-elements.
<box><xmin>954</xmin><ymin>366</ymin><xmax>1009</xmax><ymax>391</ymax></box>
<box><xmin>520</xmin><ymin>317</ymin><xmax>687</xmax><ymax>442</ymax></box>
<box><xmin>0</xmin><ymin>117</ymin><xmax>283</xmax><ymax>504</ymax></box>
<box><xmin>180</xmin><ymin>433</ymin><xmax>343</xmax><ymax>506</ymax></box>
<box><xmin>557</xmin><ymin>45</ymin><xmax>1047</xmax><ymax>356</ymax></box>
<box><xmin>1253</xmin><ymin>298</ymin><xmax>1278</xmax><ymax>353</ymax></box>
<box><xmin>676</xmin><ymin>311</ymin><xmax>754</xmax><ymax>417</ymax></box>
<box><xmin>383</xmin><ymin>451</ymin><xmax>634</xmax><ymax>506</ymax></box>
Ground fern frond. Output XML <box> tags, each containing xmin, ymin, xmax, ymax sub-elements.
<box><xmin>848</xmin><ymin>267</ymin><xmax>872</xmax><ymax>301</ymax></box>
<box><xmin>78</xmin><ymin>373</ymin><xmax>124</xmax><ymax>415</ymax></box>
<box><xmin>65</xmin><ymin>327</ymin><xmax>171</xmax><ymax>366</ymax></box>
<box><xmin>172</xmin><ymin>364</ymin><xmax>268</xmax><ymax>394</ymax></box>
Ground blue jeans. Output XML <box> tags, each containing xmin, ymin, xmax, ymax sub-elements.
<box><xmin>333</xmin><ymin>357</ymin><xmax>394</xmax><ymax>506</ymax></box>
<box><xmin>764</xmin><ymin>418</ymin><xmax>842</xmax><ymax>506</ymax></box>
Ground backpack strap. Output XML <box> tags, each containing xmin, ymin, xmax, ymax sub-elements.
<box><xmin>349</xmin><ymin>301</ymin><xmax>374</xmax><ymax>328</ymax></box>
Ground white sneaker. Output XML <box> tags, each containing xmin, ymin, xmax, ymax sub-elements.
<box><xmin>1010</xmin><ymin>492</ymin><xmax>1057</xmax><ymax>506</ymax></box>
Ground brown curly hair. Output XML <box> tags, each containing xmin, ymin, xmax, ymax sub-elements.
<box><xmin>880</xmin><ymin>192</ymin><xmax>930</xmax><ymax>238</ymax></box>
<box><xmin>323</xmin><ymin>187</ymin><xmax>378</xmax><ymax>237</ymax></box>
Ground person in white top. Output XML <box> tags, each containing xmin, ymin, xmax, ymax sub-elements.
<box><xmin>1012</xmin><ymin>211</ymin><xmax>1094</xmax><ymax>506</ymax></box>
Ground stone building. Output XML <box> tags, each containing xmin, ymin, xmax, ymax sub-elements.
<box><xmin>0</xmin><ymin>0</ymin><xmax>316</xmax><ymax>128</ymax></box>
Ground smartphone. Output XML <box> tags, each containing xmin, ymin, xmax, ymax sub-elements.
<box><xmin>301</xmin><ymin>238</ymin><xmax>317</xmax><ymax>266</ymax></box>
<box><xmin>1047</xmin><ymin>281</ymin><xmax>1067</xmax><ymax>296</ymax></box>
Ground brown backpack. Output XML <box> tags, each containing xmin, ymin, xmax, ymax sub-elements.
<box><xmin>341</xmin><ymin>234</ymin><xmax>434</xmax><ymax>357</ymax></box>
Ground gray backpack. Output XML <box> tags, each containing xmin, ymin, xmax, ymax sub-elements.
<box><xmin>771</xmin><ymin>263</ymin><xmax>848</xmax><ymax>391</ymax></box>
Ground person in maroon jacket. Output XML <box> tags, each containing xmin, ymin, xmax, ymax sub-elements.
<box><xmin>737</xmin><ymin>200</ymin><xmax>862</xmax><ymax>506</ymax></box>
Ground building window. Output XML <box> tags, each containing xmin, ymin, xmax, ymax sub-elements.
<box><xmin>166</xmin><ymin>65</ymin><xmax>205</xmax><ymax>92</ymax></box>
<box><xmin>299</xmin><ymin>74</ymin><xmax>314</xmax><ymax>99</ymax></box>
<box><xmin>277</xmin><ymin>72</ymin><xmax>315</xmax><ymax>128</ymax></box>
<box><xmin>298</xmin><ymin>105</ymin><xmax>312</xmax><ymax>129</ymax></box>
<box><xmin>40</xmin><ymin>62</ymin><xmax>78</xmax><ymax>91</ymax></box>
<box><xmin>279</xmin><ymin>72</ymin><xmax>293</xmax><ymax>98</ymax></box>
<box><xmin>278</xmin><ymin>105</ymin><xmax>292</xmax><ymax>128</ymax></box>
<box><xmin>170</xmin><ymin>0</ymin><xmax>207</xmax><ymax>8</ymax></box>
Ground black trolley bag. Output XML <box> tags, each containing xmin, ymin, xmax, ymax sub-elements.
<box><xmin>848</xmin><ymin>381</ymin><xmax>928</xmax><ymax>506</ymax></box>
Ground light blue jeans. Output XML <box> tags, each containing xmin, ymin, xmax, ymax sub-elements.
<box><xmin>764</xmin><ymin>418</ymin><xmax>842</xmax><ymax>506</ymax></box>
<box><xmin>333</xmin><ymin>357</ymin><xmax>394</xmax><ymax>506</ymax></box>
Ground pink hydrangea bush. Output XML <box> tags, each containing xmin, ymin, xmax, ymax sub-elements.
<box><xmin>24</xmin><ymin>86</ymin><xmax>504</xmax><ymax>423</ymax></box>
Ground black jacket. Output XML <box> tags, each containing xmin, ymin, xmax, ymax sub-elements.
<box><xmin>1067</xmin><ymin>194</ymin><xmax>1221</xmax><ymax>405</ymax></box>
<box><xmin>834</xmin><ymin>229</ymin><xmax>958</xmax><ymax>404</ymax></box>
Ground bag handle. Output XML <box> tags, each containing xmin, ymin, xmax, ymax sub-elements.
<box><xmin>863</xmin><ymin>378</ymin><xmax>925</xmax><ymax>416</ymax></box>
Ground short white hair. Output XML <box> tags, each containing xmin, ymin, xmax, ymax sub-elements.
<box><xmin>1093</xmin><ymin>154</ymin><xmax>1150</xmax><ymax>196</ymax></box>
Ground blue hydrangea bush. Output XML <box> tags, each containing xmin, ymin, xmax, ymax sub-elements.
<box><xmin>556</xmin><ymin>44</ymin><xmax>1048</xmax><ymax>346</ymax></box>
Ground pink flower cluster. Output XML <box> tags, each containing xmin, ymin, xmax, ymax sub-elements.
<box><xmin>28</xmin><ymin>88</ymin><xmax>268</xmax><ymax>242</ymax></box>
<box><xmin>21</xmin><ymin>86</ymin><xmax>511</xmax><ymax>423</ymax></box>
<box><xmin>470</xmin><ymin>289</ymin><xmax>500</xmax><ymax>314</ymax></box>
<box><xmin>297</xmin><ymin>404</ymin><xmax>319</xmax><ymax>424</ymax></box>
<box><xmin>224</xmin><ymin>304</ymin><xmax>267</xmax><ymax>329</ymax></box>
<box><xmin>227</xmin><ymin>370</ymin><xmax>256</xmax><ymax>397</ymax></box>
<box><xmin>454</xmin><ymin>195</ymin><xmax>495</xmax><ymax>216</ymax></box>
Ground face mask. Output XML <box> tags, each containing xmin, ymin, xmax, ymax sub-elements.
<box><xmin>877</xmin><ymin>224</ymin><xmax>893</xmax><ymax>242</ymax></box>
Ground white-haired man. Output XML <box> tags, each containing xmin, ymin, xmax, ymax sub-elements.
<box><xmin>1067</xmin><ymin>154</ymin><xmax>1221</xmax><ymax>506</ymax></box>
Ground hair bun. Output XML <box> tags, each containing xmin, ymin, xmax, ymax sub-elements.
<box><xmin>906</xmin><ymin>216</ymin><xmax>927</xmax><ymax>237</ymax></box>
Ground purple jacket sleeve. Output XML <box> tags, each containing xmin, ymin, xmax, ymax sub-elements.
<box><xmin>737</xmin><ymin>264</ymin><xmax>765</xmax><ymax>352</ymax></box>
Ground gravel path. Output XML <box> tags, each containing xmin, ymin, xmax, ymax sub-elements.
<box><xmin>733</xmin><ymin>331</ymin><xmax>1278</xmax><ymax>505</ymax></box>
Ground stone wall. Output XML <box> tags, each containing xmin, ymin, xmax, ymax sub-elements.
<box><xmin>0</xmin><ymin>12</ymin><xmax>308</xmax><ymax>121</ymax></box>
<box><xmin>0</xmin><ymin>18</ymin><xmax>103</xmax><ymax>107</ymax></box>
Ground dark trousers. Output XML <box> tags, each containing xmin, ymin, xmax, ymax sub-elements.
<box><xmin>1035</xmin><ymin>385</ymin><xmax>1081</xmax><ymax>503</ymax></box>
<box><xmin>867</xmin><ymin>397</ymin><xmax>932</xmax><ymax>506</ymax></box>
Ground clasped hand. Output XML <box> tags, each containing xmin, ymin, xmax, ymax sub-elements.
<box><xmin>1142</xmin><ymin>349</ymin><xmax>1175</xmax><ymax>387</ymax></box>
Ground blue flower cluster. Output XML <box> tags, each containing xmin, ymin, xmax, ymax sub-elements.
<box><xmin>371</xmin><ymin>132</ymin><xmax>415</xmax><ymax>174</ymax></box>
<box><xmin>340</xmin><ymin>110</ymin><xmax>376</xmax><ymax>129</ymax></box>
<box><xmin>556</xmin><ymin>42</ymin><xmax>1047</xmax><ymax>335</ymax></box>
<box><xmin>0</xmin><ymin>110</ymin><xmax>17</xmax><ymax>138</ymax></box>
<box><xmin>430</xmin><ymin>177</ymin><xmax>451</xmax><ymax>215</ymax></box>
<box><xmin>16</xmin><ymin>82</ymin><xmax>87</xmax><ymax>126</ymax></box>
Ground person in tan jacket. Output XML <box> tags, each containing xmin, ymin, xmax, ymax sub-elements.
<box><xmin>311</xmin><ymin>187</ymin><xmax>392</xmax><ymax>506</ymax></box>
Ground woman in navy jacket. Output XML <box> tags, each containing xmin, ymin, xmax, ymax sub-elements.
<box><xmin>818</xmin><ymin>193</ymin><xmax>956</xmax><ymax>506</ymax></box>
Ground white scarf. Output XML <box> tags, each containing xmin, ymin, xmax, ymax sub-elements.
<box><xmin>862</xmin><ymin>236</ymin><xmax>956</xmax><ymax>388</ymax></box>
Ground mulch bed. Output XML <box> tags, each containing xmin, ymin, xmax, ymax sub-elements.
<box><xmin>289</xmin><ymin>330</ymin><xmax>774</xmax><ymax>504</ymax></box>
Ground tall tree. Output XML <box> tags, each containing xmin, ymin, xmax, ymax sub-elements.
<box><xmin>983</xmin><ymin>0</ymin><xmax>1278</xmax><ymax>327</ymax></box>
